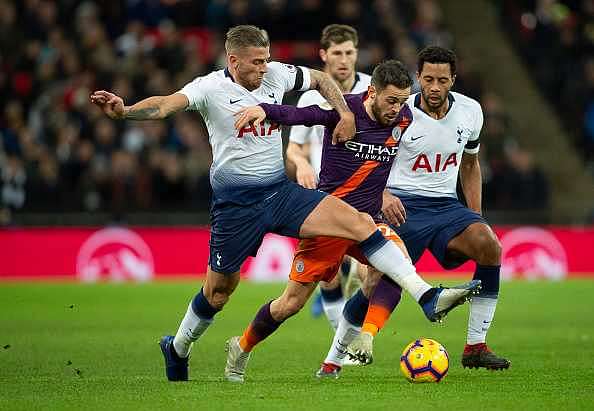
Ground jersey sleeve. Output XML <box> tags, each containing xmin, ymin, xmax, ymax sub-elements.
<box><xmin>260</xmin><ymin>103</ymin><xmax>339</xmax><ymax>128</ymax></box>
<box><xmin>464</xmin><ymin>103</ymin><xmax>483</xmax><ymax>154</ymax></box>
<box><xmin>289</xmin><ymin>92</ymin><xmax>318</xmax><ymax>144</ymax></box>
<box><xmin>267</xmin><ymin>61</ymin><xmax>311</xmax><ymax>93</ymax></box>
<box><xmin>178</xmin><ymin>76</ymin><xmax>206</xmax><ymax>111</ymax></box>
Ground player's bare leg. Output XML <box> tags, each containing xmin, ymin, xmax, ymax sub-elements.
<box><xmin>225</xmin><ymin>280</ymin><xmax>318</xmax><ymax>382</ymax></box>
<box><xmin>160</xmin><ymin>267</ymin><xmax>240</xmax><ymax>381</ymax></box>
<box><xmin>300</xmin><ymin>195</ymin><xmax>480</xmax><ymax>322</ymax></box>
<box><xmin>447</xmin><ymin>222</ymin><xmax>510</xmax><ymax>370</ymax></box>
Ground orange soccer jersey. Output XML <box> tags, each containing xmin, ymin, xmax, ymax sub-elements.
<box><xmin>289</xmin><ymin>223</ymin><xmax>405</xmax><ymax>284</ymax></box>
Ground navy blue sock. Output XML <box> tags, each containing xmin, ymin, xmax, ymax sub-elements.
<box><xmin>358</xmin><ymin>230</ymin><xmax>388</xmax><ymax>257</ymax></box>
<box><xmin>343</xmin><ymin>289</ymin><xmax>370</xmax><ymax>326</ymax></box>
<box><xmin>320</xmin><ymin>286</ymin><xmax>343</xmax><ymax>303</ymax></box>
<box><xmin>473</xmin><ymin>265</ymin><xmax>500</xmax><ymax>298</ymax></box>
<box><xmin>191</xmin><ymin>288</ymin><xmax>220</xmax><ymax>320</ymax></box>
<box><xmin>340</xmin><ymin>259</ymin><xmax>351</xmax><ymax>279</ymax></box>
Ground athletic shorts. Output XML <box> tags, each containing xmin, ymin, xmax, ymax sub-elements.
<box><xmin>389</xmin><ymin>192</ymin><xmax>486</xmax><ymax>269</ymax></box>
<box><xmin>209</xmin><ymin>179</ymin><xmax>327</xmax><ymax>274</ymax></box>
<box><xmin>289</xmin><ymin>223</ymin><xmax>404</xmax><ymax>283</ymax></box>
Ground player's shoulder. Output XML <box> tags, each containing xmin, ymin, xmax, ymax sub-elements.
<box><xmin>190</xmin><ymin>69</ymin><xmax>225</xmax><ymax>90</ymax></box>
<box><xmin>451</xmin><ymin>92</ymin><xmax>482</xmax><ymax>114</ymax></box>
<box><xmin>297</xmin><ymin>89</ymin><xmax>324</xmax><ymax>107</ymax></box>
<box><xmin>356</xmin><ymin>72</ymin><xmax>372</xmax><ymax>86</ymax></box>
<box><xmin>266</xmin><ymin>61</ymin><xmax>300</xmax><ymax>79</ymax></box>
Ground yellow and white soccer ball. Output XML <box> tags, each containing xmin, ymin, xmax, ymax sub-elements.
<box><xmin>400</xmin><ymin>338</ymin><xmax>449</xmax><ymax>383</ymax></box>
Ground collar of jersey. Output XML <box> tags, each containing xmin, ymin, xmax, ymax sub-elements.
<box><xmin>414</xmin><ymin>92</ymin><xmax>455</xmax><ymax>118</ymax></box>
<box><xmin>350</xmin><ymin>73</ymin><xmax>361</xmax><ymax>92</ymax></box>
<box><xmin>224</xmin><ymin>67</ymin><xmax>236</xmax><ymax>83</ymax></box>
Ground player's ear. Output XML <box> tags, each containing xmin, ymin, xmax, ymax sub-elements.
<box><xmin>319</xmin><ymin>49</ymin><xmax>327</xmax><ymax>63</ymax></box>
<box><xmin>367</xmin><ymin>85</ymin><xmax>376</xmax><ymax>99</ymax></box>
<box><xmin>451</xmin><ymin>74</ymin><xmax>456</xmax><ymax>87</ymax></box>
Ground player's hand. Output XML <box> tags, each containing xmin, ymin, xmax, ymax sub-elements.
<box><xmin>295</xmin><ymin>162</ymin><xmax>317</xmax><ymax>189</ymax></box>
<box><xmin>382</xmin><ymin>191</ymin><xmax>406</xmax><ymax>227</ymax></box>
<box><xmin>234</xmin><ymin>106</ymin><xmax>266</xmax><ymax>131</ymax></box>
<box><xmin>332</xmin><ymin>112</ymin><xmax>355</xmax><ymax>145</ymax></box>
<box><xmin>90</xmin><ymin>90</ymin><xmax>126</xmax><ymax>119</ymax></box>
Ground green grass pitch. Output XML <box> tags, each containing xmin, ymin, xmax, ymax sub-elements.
<box><xmin>1</xmin><ymin>279</ymin><xmax>594</xmax><ymax>410</ymax></box>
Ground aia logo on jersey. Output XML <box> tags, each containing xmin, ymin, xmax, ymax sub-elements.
<box><xmin>237</xmin><ymin>121</ymin><xmax>279</xmax><ymax>138</ymax></box>
<box><xmin>412</xmin><ymin>153</ymin><xmax>458</xmax><ymax>172</ymax></box>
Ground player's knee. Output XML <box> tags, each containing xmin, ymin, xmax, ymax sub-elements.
<box><xmin>361</xmin><ymin>268</ymin><xmax>381</xmax><ymax>295</ymax></box>
<box><xmin>352</xmin><ymin>212</ymin><xmax>375</xmax><ymax>239</ymax></box>
<box><xmin>208</xmin><ymin>290</ymin><xmax>232</xmax><ymax>310</ymax></box>
<box><xmin>283</xmin><ymin>295</ymin><xmax>307</xmax><ymax>318</ymax></box>
<box><xmin>476</xmin><ymin>230</ymin><xmax>502</xmax><ymax>264</ymax></box>
<box><xmin>320</xmin><ymin>275</ymin><xmax>340</xmax><ymax>290</ymax></box>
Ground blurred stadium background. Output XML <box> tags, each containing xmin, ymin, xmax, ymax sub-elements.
<box><xmin>2</xmin><ymin>2</ymin><xmax>594</xmax><ymax>410</ymax></box>
<box><xmin>0</xmin><ymin>0</ymin><xmax>593</xmax><ymax>281</ymax></box>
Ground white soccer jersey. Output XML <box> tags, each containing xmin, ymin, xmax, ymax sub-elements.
<box><xmin>289</xmin><ymin>72</ymin><xmax>371</xmax><ymax>181</ymax></box>
<box><xmin>179</xmin><ymin>62</ymin><xmax>311</xmax><ymax>204</ymax></box>
<box><xmin>387</xmin><ymin>91</ymin><xmax>483</xmax><ymax>197</ymax></box>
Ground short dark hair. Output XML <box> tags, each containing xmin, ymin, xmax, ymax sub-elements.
<box><xmin>417</xmin><ymin>46</ymin><xmax>457</xmax><ymax>76</ymax></box>
<box><xmin>371</xmin><ymin>60</ymin><xmax>413</xmax><ymax>91</ymax></box>
<box><xmin>225</xmin><ymin>25</ymin><xmax>270</xmax><ymax>53</ymax></box>
<box><xmin>320</xmin><ymin>24</ymin><xmax>358</xmax><ymax>50</ymax></box>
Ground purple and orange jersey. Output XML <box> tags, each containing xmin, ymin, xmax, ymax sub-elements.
<box><xmin>260</xmin><ymin>92</ymin><xmax>412</xmax><ymax>217</ymax></box>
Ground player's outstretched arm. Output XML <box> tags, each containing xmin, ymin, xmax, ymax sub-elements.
<box><xmin>90</xmin><ymin>91</ymin><xmax>189</xmax><ymax>120</ymax></box>
<box><xmin>234</xmin><ymin>104</ymin><xmax>336</xmax><ymax>130</ymax></box>
<box><xmin>308</xmin><ymin>69</ymin><xmax>355</xmax><ymax>144</ymax></box>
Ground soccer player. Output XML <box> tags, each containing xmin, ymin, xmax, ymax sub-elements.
<box><xmin>349</xmin><ymin>46</ymin><xmax>510</xmax><ymax>370</ymax></box>
<box><xmin>225</xmin><ymin>60</ymin><xmax>480</xmax><ymax>383</ymax></box>
<box><xmin>91</xmin><ymin>26</ymin><xmax>477</xmax><ymax>382</ymax></box>
<box><xmin>286</xmin><ymin>24</ymin><xmax>372</xmax><ymax>332</ymax></box>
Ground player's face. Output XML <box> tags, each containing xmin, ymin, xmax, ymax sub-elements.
<box><xmin>232</xmin><ymin>47</ymin><xmax>270</xmax><ymax>91</ymax></box>
<box><xmin>417</xmin><ymin>62</ymin><xmax>455</xmax><ymax>111</ymax></box>
<box><xmin>320</xmin><ymin>41</ymin><xmax>357</xmax><ymax>83</ymax></box>
<box><xmin>370</xmin><ymin>84</ymin><xmax>411</xmax><ymax>126</ymax></box>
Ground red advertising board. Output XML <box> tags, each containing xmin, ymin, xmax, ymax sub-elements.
<box><xmin>0</xmin><ymin>226</ymin><xmax>593</xmax><ymax>281</ymax></box>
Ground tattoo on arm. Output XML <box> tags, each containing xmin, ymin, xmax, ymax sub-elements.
<box><xmin>125</xmin><ymin>107</ymin><xmax>161</xmax><ymax>120</ymax></box>
<box><xmin>309</xmin><ymin>69</ymin><xmax>349</xmax><ymax>114</ymax></box>
<box><xmin>124</xmin><ymin>96</ymin><xmax>177</xmax><ymax>120</ymax></box>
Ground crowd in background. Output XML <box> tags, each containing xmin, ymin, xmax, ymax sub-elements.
<box><xmin>0</xmin><ymin>0</ymin><xmax>550</xmax><ymax>224</ymax></box>
<box><xmin>499</xmin><ymin>0</ymin><xmax>594</xmax><ymax>168</ymax></box>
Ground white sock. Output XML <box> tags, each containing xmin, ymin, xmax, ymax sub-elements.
<box><xmin>324</xmin><ymin>316</ymin><xmax>361</xmax><ymax>366</ymax></box>
<box><xmin>173</xmin><ymin>301</ymin><xmax>213</xmax><ymax>358</ymax></box>
<box><xmin>466</xmin><ymin>296</ymin><xmax>498</xmax><ymax>345</ymax></box>
<box><xmin>321</xmin><ymin>297</ymin><xmax>346</xmax><ymax>330</ymax></box>
<box><xmin>365</xmin><ymin>241</ymin><xmax>431</xmax><ymax>302</ymax></box>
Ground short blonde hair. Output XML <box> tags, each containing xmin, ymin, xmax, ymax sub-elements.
<box><xmin>225</xmin><ymin>25</ymin><xmax>270</xmax><ymax>54</ymax></box>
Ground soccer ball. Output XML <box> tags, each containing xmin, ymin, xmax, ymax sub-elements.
<box><xmin>400</xmin><ymin>338</ymin><xmax>449</xmax><ymax>383</ymax></box>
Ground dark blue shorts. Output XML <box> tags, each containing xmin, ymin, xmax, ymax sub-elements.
<box><xmin>209</xmin><ymin>179</ymin><xmax>327</xmax><ymax>274</ymax></box>
<box><xmin>390</xmin><ymin>192</ymin><xmax>486</xmax><ymax>269</ymax></box>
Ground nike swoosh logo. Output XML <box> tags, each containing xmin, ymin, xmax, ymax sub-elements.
<box><xmin>268</xmin><ymin>93</ymin><xmax>275</xmax><ymax>98</ymax></box>
<box><xmin>229</xmin><ymin>98</ymin><xmax>242</xmax><ymax>104</ymax></box>
<box><xmin>410</xmin><ymin>135</ymin><xmax>426</xmax><ymax>141</ymax></box>
<box><xmin>482</xmin><ymin>320</ymin><xmax>491</xmax><ymax>324</ymax></box>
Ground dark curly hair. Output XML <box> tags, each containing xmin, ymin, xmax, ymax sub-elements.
<box><xmin>417</xmin><ymin>46</ymin><xmax>457</xmax><ymax>76</ymax></box>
